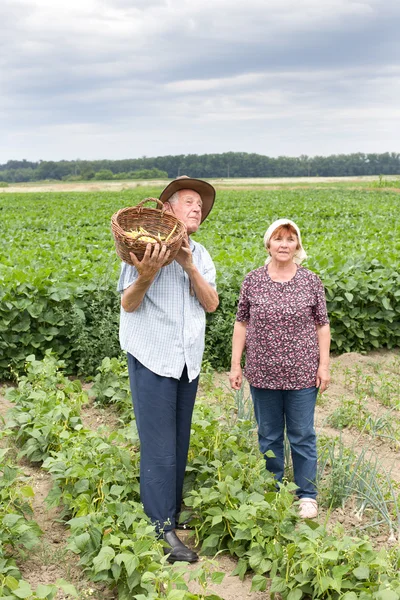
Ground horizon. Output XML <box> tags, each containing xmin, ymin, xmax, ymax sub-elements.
<box><xmin>2</xmin><ymin>149</ymin><xmax>400</xmax><ymax>167</ymax></box>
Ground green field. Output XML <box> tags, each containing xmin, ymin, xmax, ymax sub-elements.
<box><xmin>1</xmin><ymin>183</ymin><xmax>400</xmax><ymax>599</ymax></box>
<box><xmin>1</xmin><ymin>186</ymin><xmax>400</xmax><ymax>377</ymax></box>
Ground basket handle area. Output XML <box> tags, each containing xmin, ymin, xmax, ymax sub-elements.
<box><xmin>136</xmin><ymin>197</ymin><xmax>166</xmax><ymax>211</ymax></box>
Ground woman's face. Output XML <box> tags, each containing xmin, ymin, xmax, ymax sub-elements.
<box><xmin>269</xmin><ymin>230</ymin><xmax>299</xmax><ymax>264</ymax></box>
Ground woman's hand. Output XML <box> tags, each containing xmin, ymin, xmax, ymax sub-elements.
<box><xmin>229</xmin><ymin>365</ymin><xmax>243</xmax><ymax>390</ymax></box>
<box><xmin>316</xmin><ymin>365</ymin><xmax>330</xmax><ymax>394</ymax></box>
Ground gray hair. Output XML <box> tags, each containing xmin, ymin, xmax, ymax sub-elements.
<box><xmin>167</xmin><ymin>191</ymin><xmax>181</xmax><ymax>205</ymax></box>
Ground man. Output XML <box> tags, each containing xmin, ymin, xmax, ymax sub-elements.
<box><xmin>117</xmin><ymin>176</ymin><xmax>218</xmax><ymax>563</ymax></box>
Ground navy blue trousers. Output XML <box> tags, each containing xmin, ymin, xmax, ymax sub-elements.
<box><xmin>127</xmin><ymin>354</ymin><xmax>198</xmax><ymax>532</ymax></box>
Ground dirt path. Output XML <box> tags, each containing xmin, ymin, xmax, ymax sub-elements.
<box><xmin>16</xmin><ymin>462</ymin><xmax>116</xmax><ymax>599</ymax></box>
<box><xmin>185</xmin><ymin>553</ymin><xmax>266</xmax><ymax>600</ymax></box>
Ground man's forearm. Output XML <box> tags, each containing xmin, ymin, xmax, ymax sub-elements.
<box><xmin>121</xmin><ymin>274</ymin><xmax>155</xmax><ymax>312</ymax></box>
<box><xmin>186</xmin><ymin>265</ymin><xmax>219</xmax><ymax>312</ymax></box>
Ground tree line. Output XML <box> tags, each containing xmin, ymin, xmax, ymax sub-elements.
<box><xmin>1</xmin><ymin>152</ymin><xmax>399</xmax><ymax>183</ymax></box>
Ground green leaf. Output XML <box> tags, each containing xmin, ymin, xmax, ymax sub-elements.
<box><xmin>320</xmin><ymin>575</ymin><xmax>340</xmax><ymax>593</ymax></box>
<box><xmin>352</xmin><ymin>566</ymin><xmax>370</xmax><ymax>580</ymax></box>
<box><xmin>250</xmin><ymin>574</ymin><xmax>267</xmax><ymax>592</ymax></box>
<box><xmin>92</xmin><ymin>546</ymin><xmax>115</xmax><ymax>573</ymax></box>
<box><xmin>5</xmin><ymin>576</ymin><xmax>19</xmax><ymax>591</ymax></box>
<box><xmin>13</xmin><ymin>581</ymin><xmax>33</xmax><ymax>599</ymax></box>
<box><xmin>56</xmin><ymin>579</ymin><xmax>79</xmax><ymax>598</ymax></box>
<box><xmin>231</xmin><ymin>558</ymin><xmax>248</xmax><ymax>581</ymax></box>
<box><xmin>74</xmin><ymin>479</ymin><xmax>89</xmax><ymax>493</ymax></box>
<box><xmin>35</xmin><ymin>584</ymin><xmax>56</xmax><ymax>599</ymax></box>
<box><xmin>374</xmin><ymin>591</ymin><xmax>399</xmax><ymax>600</ymax></box>
<box><xmin>320</xmin><ymin>550</ymin><xmax>339</xmax><ymax>561</ymax></box>
<box><xmin>270</xmin><ymin>577</ymin><xmax>287</xmax><ymax>593</ymax></box>
<box><xmin>165</xmin><ymin>590</ymin><xmax>190</xmax><ymax>600</ymax></box>
<box><xmin>3</xmin><ymin>514</ymin><xmax>22</xmax><ymax>527</ymax></box>
<box><xmin>344</xmin><ymin>292</ymin><xmax>354</xmax><ymax>302</ymax></box>
<box><xmin>118</xmin><ymin>552</ymin><xmax>140</xmax><ymax>577</ymax></box>
<box><xmin>234</xmin><ymin>528</ymin><xmax>252</xmax><ymax>541</ymax></box>
<box><xmin>73</xmin><ymin>532</ymin><xmax>90</xmax><ymax>551</ymax></box>
<box><xmin>20</xmin><ymin>485</ymin><xmax>35</xmax><ymax>498</ymax></box>
<box><xmin>202</xmin><ymin>533</ymin><xmax>220</xmax><ymax>549</ymax></box>
<box><xmin>287</xmin><ymin>589</ymin><xmax>303</xmax><ymax>600</ymax></box>
<box><xmin>211</xmin><ymin>572</ymin><xmax>225</xmax><ymax>585</ymax></box>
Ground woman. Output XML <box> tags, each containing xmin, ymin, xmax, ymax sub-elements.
<box><xmin>229</xmin><ymin>219</ymin><xmax>330</xmax><ymax>519</ymax></box>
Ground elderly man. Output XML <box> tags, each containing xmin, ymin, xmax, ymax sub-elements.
<box><xmin>117</xmin><ymin>176</ymin><xmax>218</xmax><ymax>563</ymax></box>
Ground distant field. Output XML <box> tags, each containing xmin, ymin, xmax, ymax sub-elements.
<box><xmin>1</xmin><ymin>174</ymin><xmax>400</xmax><ymax>194</ymax></box>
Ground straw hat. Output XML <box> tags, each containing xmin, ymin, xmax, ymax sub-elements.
<box><xmin>159</xmin><ymin>176</ymin><xmax>215</xmax><ymax>223</ymax></box>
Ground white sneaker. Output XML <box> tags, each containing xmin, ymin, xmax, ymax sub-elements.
<box><xmin>299</xmin><ymin>498</ymin><xmax>318</xmax><ymax>519</ymax></box>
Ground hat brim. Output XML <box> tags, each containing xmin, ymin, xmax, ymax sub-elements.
<box><xmin>159</xmin><ymin>178</ymin><xmax>215</xmax><ymax>223</ymax></box>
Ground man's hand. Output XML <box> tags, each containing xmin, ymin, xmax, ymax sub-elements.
<box><xmin>130</xmin><ymin>243</ymin><xmax>170</xmax><ymax>280</ymax></box>
<box><xmin>174</xmin><ymin>237</ymin><xmax>193</xmax><ymax>272</ymax></box>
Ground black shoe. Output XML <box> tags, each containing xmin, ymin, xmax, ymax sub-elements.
<box><xmin>163</xmin><ymin>530</ymin><xmax>198</xmax><ymax>563</ymax></box>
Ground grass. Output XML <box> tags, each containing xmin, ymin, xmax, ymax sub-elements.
<box><xmin>317</xmin><ymin>434</ymin><xmax>400</xmax><ymax>542</ymax></box>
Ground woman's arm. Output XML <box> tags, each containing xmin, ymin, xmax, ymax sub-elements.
<box><xmin>316</xmin><ymin>323</ymin><xmax>331</xmax><ymax>393</ymax></box>
<box><xmin>229</xmin><ymin>321</ymin><xmax>247</xmax><ymax>390</ymax></box>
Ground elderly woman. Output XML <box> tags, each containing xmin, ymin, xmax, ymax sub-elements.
<box><xmin>229</xmin><ymin>219</ymin><xmax>330</xmax><ymax>519</ymax></box>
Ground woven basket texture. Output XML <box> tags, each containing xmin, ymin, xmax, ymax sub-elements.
<box><xmin>111</xmin><ymin>198</ymin><xmax>186</xmax><ymax>266</ymax></box>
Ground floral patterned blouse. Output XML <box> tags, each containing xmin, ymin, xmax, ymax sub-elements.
<box><xmin>236</xmin><ymin>266</ymin><xmax>329</xmax><ymax>390</ymax></box>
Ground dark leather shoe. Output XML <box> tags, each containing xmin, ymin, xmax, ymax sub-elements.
<box><xmin>163</xmin><ymin>530</ymin><xmax>198</xmax><ymax>563</ymax></box>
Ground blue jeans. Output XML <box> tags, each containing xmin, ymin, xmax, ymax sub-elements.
<box><xmin>250</xmin><ymin>386</ymin><xmax>318</xmax><ymax>499</ymax></box>
<box><xmin>127</xmin><ymin>354</ymin><xmax>198</xmax><ymax>532</ymax></box>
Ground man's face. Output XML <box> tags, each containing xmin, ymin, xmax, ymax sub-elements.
<box><xmin>165</xmin><ymin>189</ymin><xmax>202</xmax><ymax>235</ymax></box>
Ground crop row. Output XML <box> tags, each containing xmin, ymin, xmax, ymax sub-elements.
<box><xmin>3</xmin><ymin>353</ymin><xmax>400</xmax><ymax>599</ymax></box>
<box><xmin>3</xmin><ymin>353</ymin><xmax>225</xmax><ymax>600</ymax></box>
<box><xmin>0</xmin><ymin>438</ymin><xmax>77</xmax><ymax>598</ymax></box>
<box><xmin>1</xmin><ymin>188</ymin><xmax>400</xmax><ymax>377</ymax></box>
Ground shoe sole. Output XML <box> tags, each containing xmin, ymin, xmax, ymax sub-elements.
<box><xmin>166</xmin><ymin>554</ymin><xmax>199</xmax><ymax>563</ymax></box>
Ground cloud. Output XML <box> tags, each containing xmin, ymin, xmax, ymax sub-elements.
<box><xmin>1</xmin><ymin>0</ymin><xmax>399</xmax><ymax>161</ymax></box>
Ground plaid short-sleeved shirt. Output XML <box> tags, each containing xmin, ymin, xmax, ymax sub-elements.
<box><xmin>118</xmin><ymin>239</ymin><xmax>216</xmax><ymax>382</ymax></box>
<box><xmin>236</xmin><ymin>266</ymin><xmax>329</xmax><ymax>390</ymax></box>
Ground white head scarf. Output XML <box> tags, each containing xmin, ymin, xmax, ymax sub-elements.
<box><xmin>264</xmin><ymin>218</ymin><xmax>307</xmax><ymax>265</ymax></box>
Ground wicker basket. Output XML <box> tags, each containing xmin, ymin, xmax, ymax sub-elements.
<box><xmin>111</xmin><ymin>198</ymin><xmax>186</xmax><ymax>266</ymax></box>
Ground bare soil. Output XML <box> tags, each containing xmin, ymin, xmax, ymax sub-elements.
<box><xmin>16</xmin><ymin>462</ymin><xmax>116</xmax><ymax>600</ymax></box>
<box><xmin>1</xmin><ymin>349</ymin><xmax>399</xmax><ymax>600</ymax></box>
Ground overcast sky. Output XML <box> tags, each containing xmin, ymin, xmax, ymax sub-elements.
<box><xmin>1</xmin><ymin>0</ymin><xmax>399</xmax><ymax>162</ymax></box>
